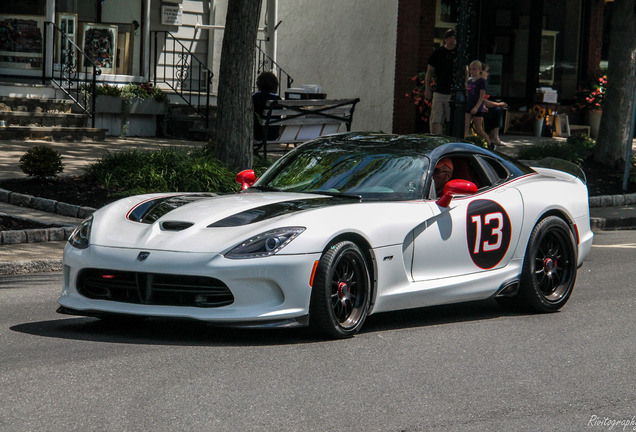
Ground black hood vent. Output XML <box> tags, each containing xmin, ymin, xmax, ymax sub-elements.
<box><xmin>160</xmin><ymin>221</ymin><xmax>194</xmax><ymax>231</ymax></box>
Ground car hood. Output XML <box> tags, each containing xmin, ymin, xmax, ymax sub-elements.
<box><xmin>88</xmin><ymin>192</ymin><xmax>428</xmax><ymax>254</ymax></box>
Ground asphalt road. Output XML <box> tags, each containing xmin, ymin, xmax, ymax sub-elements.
<box><xmin>1</xmin><ymin>230</ymin><xmax>635</xmax><ymax>432</ymax></box>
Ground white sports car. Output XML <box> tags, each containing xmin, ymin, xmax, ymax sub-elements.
<box><xmin>58</xmin><ymin>133</ymin><xmax>593</xmax><ymax>338</ymax></box>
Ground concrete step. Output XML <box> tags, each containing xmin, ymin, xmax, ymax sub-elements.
<box><xmin>0</xmin><ymin>82</ymin><xmax>59</xmax><ymax>99</ymax></box>
<box><xmin>0</xmin><ymin>111</ymin><xmax>87</xmax><ymax>128</ymax></box>
<box><xmin>0</xmin><ymin>96</ymin><xmax>74</xmax><ymax>114</ymax></box>
<box><xmin>0</xmin><ymin>126</ymin><xmax>106</xmax><ymax>141</ymax></box>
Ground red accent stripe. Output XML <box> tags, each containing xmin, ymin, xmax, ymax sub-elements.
<box><xmin>309</xmin><ymin>261</ymin><xmax>320</xmax><ymax>287</ymax></box>
<box><xmin>125</xmin><ymin>194</ymin><xmax>181</xmax><ymax>220</ymax></box>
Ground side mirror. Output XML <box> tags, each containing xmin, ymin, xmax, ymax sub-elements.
<box><xmin>235</xmin><ymin>169</ymin><xmax>256</xmax><ymax>190</ymax></box>
<box><xmin>436</xmin><ymin>179</ymin><xmax>478</xmax><ymax>207</ymax></box>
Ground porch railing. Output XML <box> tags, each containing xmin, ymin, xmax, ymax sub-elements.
<box><xmin>151</xmin><ymin>31</ymin><xmax>213</xmax><ymax>128</ymax></box>
<box><xmin>255</xmin><ymin>40</ymin><xmax>293</xmax><ymax>95</ymax></box>
<box><xmin>42</xmin><ymin>21</ymin><xmax>99</xmax><ymax>127</ymax></box>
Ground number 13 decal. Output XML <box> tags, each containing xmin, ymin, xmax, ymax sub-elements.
<box><xmin>466</xmin><ymin>200</ymin><xmax>512</xmax><ymax>269</ymax></box>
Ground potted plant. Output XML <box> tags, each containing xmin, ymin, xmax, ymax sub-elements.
<box><xmin>532</xmin><ymin>105</ymin><xmax>550</xmax><ymax>137</ymax></box>
<box><xmin>94</xmin><ymin>83</ymin><xmax>123</xmax><ymax>113</ymax></box>
<box><xmin>575</xmin><ymin>74</ymin><xmax>606</xmax><ymax>138</ymax></box>
<box><xmin>91</xmin><ymin>82</ymin><xmax>169</xmax><ymax>136</ymax></box>
<box><xmin>406</xmin><ymin>72</ymin><xmax>433</xmax><ymax>132</ymax></box>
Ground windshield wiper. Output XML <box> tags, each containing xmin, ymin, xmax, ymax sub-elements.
<box><xmin>244</xmin><ymin>185</ymin><xmax>283</xmax><ymax>192</ymax></box>
<box><xmin>303</xmin><ymin>190</ymin><xmax>362</xmax><ymax>200</ymax></box>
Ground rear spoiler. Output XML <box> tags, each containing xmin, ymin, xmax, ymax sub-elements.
<box><xmin>521</xmin><ymin>157</ymin><xmax>587</xmax><ymax>184</ymax></box>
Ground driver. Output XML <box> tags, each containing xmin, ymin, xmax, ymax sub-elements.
<box><xmin>433</xmin><ymin>157</ymin><xmax>454</xmax><ymax>196</ymax></box>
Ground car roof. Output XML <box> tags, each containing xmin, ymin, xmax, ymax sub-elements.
<box><xmin>302</xmin><ymin>132</ymin><xmax>532</xmax><ymax>175</ymax></box>
<box><xmin>303</xmin><ymin>132</ymin><xmax>461</xmax><ymax>155</ymax></box>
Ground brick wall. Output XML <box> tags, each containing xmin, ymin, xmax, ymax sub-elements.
<box><xmin>392</xmin><ymin>0</ymin><xmax>436</xmax><ymax>134</ymax></box>
<box><xmin>585</xmin><ymin>0</ymin><xmax>605</xmax><ymax>80</ymax></box>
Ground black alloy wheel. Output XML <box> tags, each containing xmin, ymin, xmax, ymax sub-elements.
<box><xmin>309</xmin><ymin>241</ymin><xmax>371</xmax><ymax>339</ymax></box>
<box><xmin>518</xmin><ymin>216</ymin><xmax>577</xmax><ymax>312</ymax></box>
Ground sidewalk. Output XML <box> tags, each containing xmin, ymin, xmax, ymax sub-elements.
<box><xmin>1</xmin><ymin>134</ymin><xmax>635</xmax><ymax>276</ymax></box>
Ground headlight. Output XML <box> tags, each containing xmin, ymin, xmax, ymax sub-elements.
<box><xmin>225</xmin><ymin>227</ymin><xmax>305</xmax><ymax>259</ymax></box>
<box><xmin>68</xmin><ymin>216</ymin><xmax>93</xmax><ymax>249</ymax></box>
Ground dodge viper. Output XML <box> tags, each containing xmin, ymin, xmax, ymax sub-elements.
<box><xmin>57</xmin><ymin>133</ymin><xmax>593</xmax><ymax>338</ymax></box>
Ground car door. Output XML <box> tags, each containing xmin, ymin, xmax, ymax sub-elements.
<box><xmin>411</xmin><ymin>154</ymin><xmax>523</xmax><ymax>282</ymax></box>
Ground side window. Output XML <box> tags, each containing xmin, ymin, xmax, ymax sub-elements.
<box><xmin>450</xmin><ymin>155</ymin><xmax>490</xmax><ymax>189</ymax></box>
<box><xmin>476</xmin><ymin>156</ymin><xmax>511</xmax><ymax>185</ymax></box>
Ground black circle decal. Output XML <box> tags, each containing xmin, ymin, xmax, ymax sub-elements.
<box><xmin>466</xmin><ymin>200</ymin><xmax>512</xmax><ymax>269</ymax></box>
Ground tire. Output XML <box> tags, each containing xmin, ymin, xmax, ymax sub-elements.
<box><xmin>309</xmin><ymin>241</ymin><xmax>371</xmax><ymax>339</ymax></box>
<box><xmin>517</xmin><ymin>216</ymin><xmax>577</xmax><ymax>312</ymax></box>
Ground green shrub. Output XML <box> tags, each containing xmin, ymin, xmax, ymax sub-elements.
<box><xmin>19</xmin><ymin>145</ymin><xmax>64</xmax><ymax>179</ymax></box>
<box><xmin>95</xmin><ymin>83</ymin><xmax>122</xmax><ymax>97</ymax></box>
<box><xmin>517</xmin><ymin>135</ymin><xmax>596</xmax><ymax>165</ymax></box>
<box><xmin>566</xmin><ymin>133</ymin><xmax>597</xmax><ymax>151</ymax></box>
<box><xmin>83</xmin><ymin>146</ymin><xmax>243</xmax><ymax>196</ymax></box>
<box><xmin>121</xmin><ymin>82</ymin><xmax>169</xmax><ymax>104</ymax></box>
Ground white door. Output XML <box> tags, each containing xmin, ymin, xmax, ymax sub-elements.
<box><xmin>411</xmin><ymin>186</ymin><xmax>523</xmax><ymax>281</ymax></box>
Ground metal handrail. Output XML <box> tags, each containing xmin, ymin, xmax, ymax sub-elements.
<box><xmin>255</xmin><ymin>40</ymin><xmax>293</xmax><ymax>95</ymax></box>
<box><xmin>42</xmin><ymin>21</ymin><xmax>99</xmax><ymax>127</ymax></box>
<box><xmin>151</xmin><ymin>31</ymin><xmax>213</xmax><ymax>128</ymax></box>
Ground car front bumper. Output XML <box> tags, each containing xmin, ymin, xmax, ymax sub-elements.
<box><xmin>58</xmin><ymin>244</ymin><xmax>321</xmax><ymax>326</ymax></box>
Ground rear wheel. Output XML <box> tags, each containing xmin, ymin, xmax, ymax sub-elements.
<box><xmin>309</xmin><ymin>241</ymin><xmax>371</xmax><ymax>339</ymax></box>
<box><xmin>517</xmin><ymin>216</ymin><xmax>577</xmax><ymax>312</ymax></box>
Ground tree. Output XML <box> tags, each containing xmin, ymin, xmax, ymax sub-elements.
<box><xmin>215</xmin><ymin>0</ymin><xmax>263</xmax><ymax>170</ymax></box>
<box><xmin>594</xmin><ymin>0</ymin><xmax>636</xmax><ymax>168</ymax></box>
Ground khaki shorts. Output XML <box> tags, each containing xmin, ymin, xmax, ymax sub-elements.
<box><xmin>430</xmin><ymin>92</ymin><xmax>452</xmax><ymax>124</ymax></box>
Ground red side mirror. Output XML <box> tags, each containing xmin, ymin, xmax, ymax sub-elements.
<box><xmin>436</xmin><ymin>179</ymin><xmax>478</xmax><ymax>207</ymax></box>
<box><xmin>235</xmin><ymin>169</ymin><xmax>256</xmax><ymax>190</ymax></box>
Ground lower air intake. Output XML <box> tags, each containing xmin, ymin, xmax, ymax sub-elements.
<box><xmin>77</xmin><ymin>269</ymin><xmax>234</xmax><ymax>307</ymax></box>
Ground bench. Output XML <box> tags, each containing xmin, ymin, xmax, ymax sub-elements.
<box><xmin>254</xmin><ymin>98</ymin><xmax>360</xmax><ymax>158</ymax></box>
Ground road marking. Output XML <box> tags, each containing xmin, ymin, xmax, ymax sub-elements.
<box><xmin>592</xmin><ymin>243</ymin><xmax>636</xmax><ymax>249</ymax></box>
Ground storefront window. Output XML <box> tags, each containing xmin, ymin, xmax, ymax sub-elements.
<box><xmin>541</xmin><ymin>0</ymin><xmax>582</xmax><ymax>100</ymax></box>
<box><xmin>0</xmin><ymin>0</ymin><xmax>46</xmax><ymax>71</ymax></box>
<box><xmin>478</xmin><ymin>0</ymin><xmax>581</xmax><ymax>101</ymax></box>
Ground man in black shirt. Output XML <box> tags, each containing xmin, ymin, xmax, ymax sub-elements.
<box><xmin>424</xmin><ymin>29</ymin><xmax>457</xmax><ymax>135</ymax></box>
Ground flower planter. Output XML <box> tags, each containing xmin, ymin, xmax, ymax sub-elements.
<box><xmin>95</xmin><ymin>95</ymin><xmax>122</xmax><ymax>113</ymax></box>
<box><xmin>129</xmin><ymin>98</ymin><xmax>168</xmax><ymax>115</ymax></box>
<box><xmin>94</xmin><ymin>97</ymin><xmax>167</xmax><ymax>137</ymax></box>
<box><xmin>588</xmin><ymin>110</ymin><xmax>602</xmax><ymax>138</ymax></box>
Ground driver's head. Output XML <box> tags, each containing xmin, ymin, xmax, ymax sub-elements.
<box><xmin>434</xmin><ymin>158</ymin><xmax>454</xmax><ymax>195</ymax></box>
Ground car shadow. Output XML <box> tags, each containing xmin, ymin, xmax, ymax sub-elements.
<box><xmin>11</xmin><ymin>299</ymin><xmax>533</xmax><ymax>346</ymax></box>
<box><xmin>10</xmin><ymin>316</ymin><xmax>314</xmax><ymax>347</ymax></box>
<box><xmin>360</xmin><ymin>298</ymin><xmax>531</xmax><ymax>334</ymax></box>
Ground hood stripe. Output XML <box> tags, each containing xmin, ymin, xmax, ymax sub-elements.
<box><xmin>208</xmin><ymin>197</ymin><xmax>356</xmax><ymax>227</ymax></box>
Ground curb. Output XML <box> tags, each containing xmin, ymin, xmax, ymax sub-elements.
<box><xmin>0</xmin><ymin>188</ymin><xmax>96</xmax><ymax>218</ymax></box>
<box><xmin>0</xmin><ymin>259</ymin><xmax>63</xmax><ymax>276</ymax></box>
<box><xmin>0</xmin><ymin>223</ymin><xmax>75</xmax><ymax>245</ymax></box>
<box><xmin>0</xmin><ymin>188</ymin><xmax>95</xmax><ymax>246</ymax></box>
<box><xmin>588</xmin><ymin>193</ymin><xmax>636</xmax><ymax>208</ymax></box>
<box><xmin>590</xmin><ymin>216</ymin><xmax>636</xmax><ymax>231</ymax></box>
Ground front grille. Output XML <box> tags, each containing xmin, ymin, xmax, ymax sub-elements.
<box><xmin>77</xmin><ymin>269</ymin><xmax>234</xmax><ymax>307</ymax></box>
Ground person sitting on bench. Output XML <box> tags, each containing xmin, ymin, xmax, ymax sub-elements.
<box><xmin>253</xmin><ymin>71</ymin><xmax>282</xmax><ymax>141</ymax></box>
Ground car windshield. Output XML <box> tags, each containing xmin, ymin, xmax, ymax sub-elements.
<box><xmin>255</xmin><ymin>144</ymin><xmax>431</xmax><ymax>201</ymax></box>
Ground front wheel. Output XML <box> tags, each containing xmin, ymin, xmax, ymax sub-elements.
<box><xmin>309</xmin><ymin>241</ymin><xmax>371</xmax><ymax>339</ymax></box>
<box><xmin>517</xmin><ymin>216</ymin><xmax>578</xmax><ymax>312</ymax></box>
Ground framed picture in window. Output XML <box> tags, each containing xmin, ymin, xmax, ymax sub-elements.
<box><xmin>555</xmin><ymin>114</ymin><xmax>570</xmax><ymax>137</ymax></box>
<box><xmin>435</xmin><ymin>0</ymin><xmax>457</xmax><ymax>28</ymax></box>
<box><xmin>0</xmin><ymin>14</ymin><xmax>44</xmax><ymax>70</ymax></box>
<box><xmin>82</xmin><ymin>23</ymin><xmax>117</xmax><ymax>74</ymax></box>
